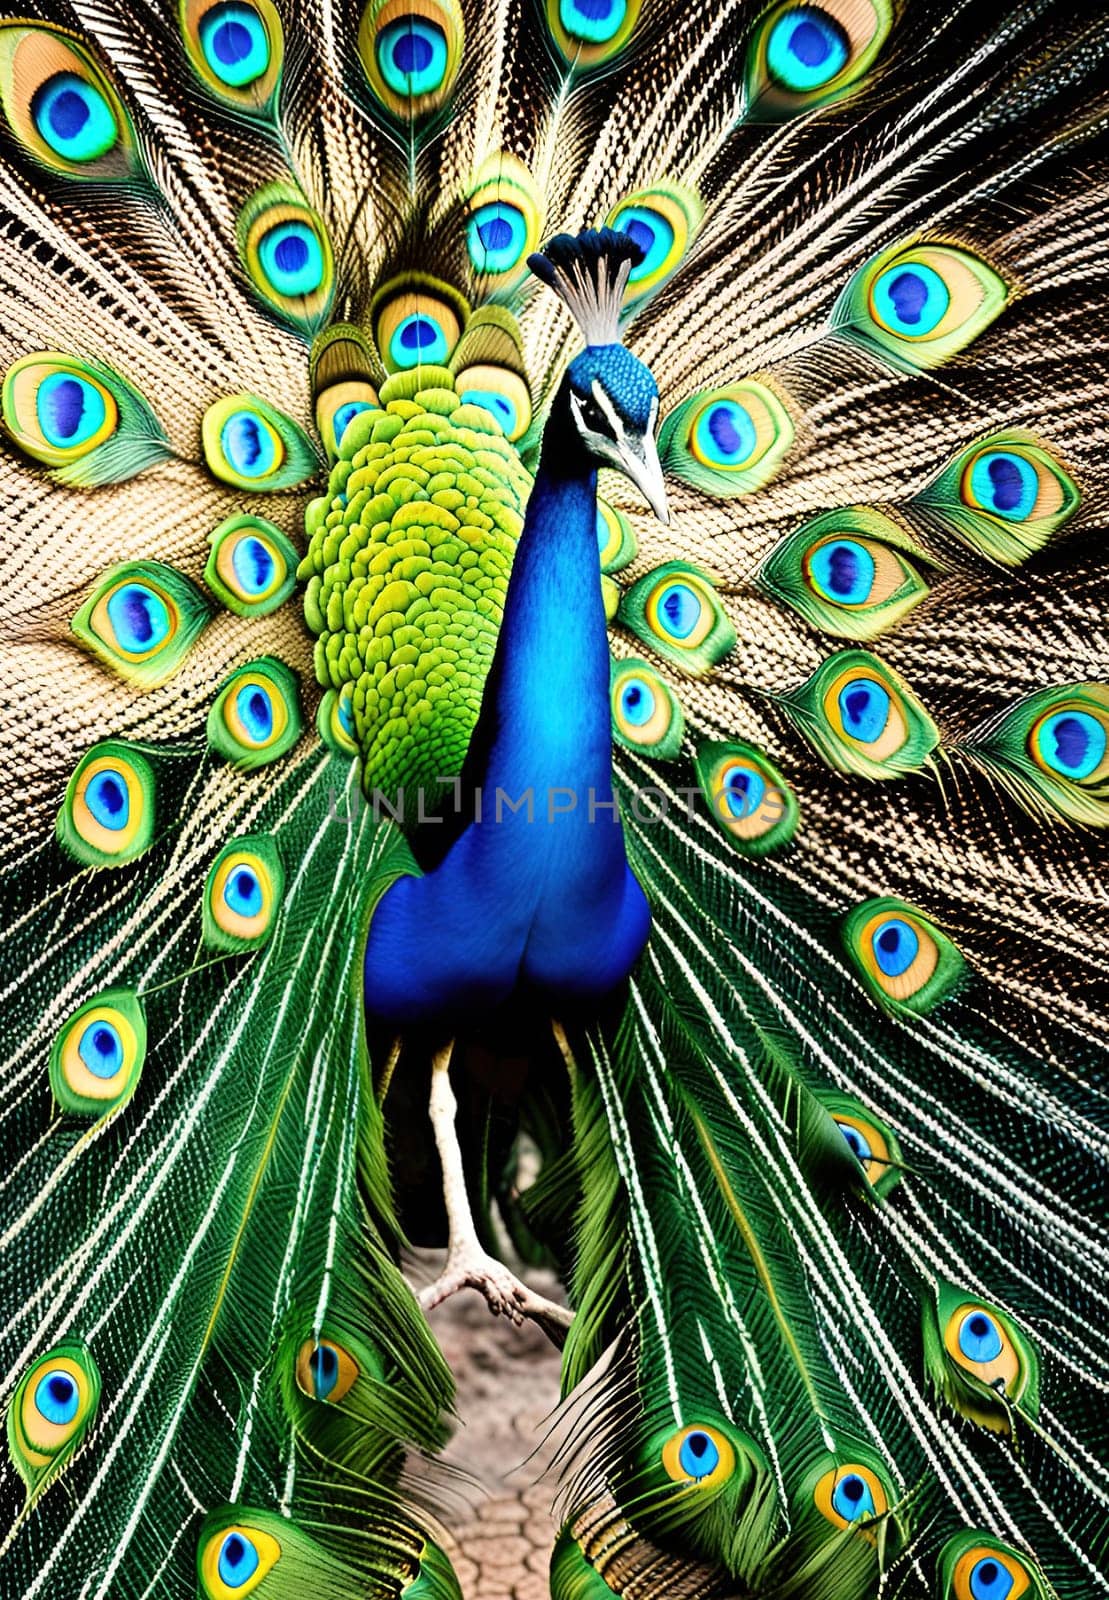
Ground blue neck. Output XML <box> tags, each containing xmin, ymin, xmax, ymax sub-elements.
<box><xmin>472</xmin><ymin>424</ymin><xmax>613</xmax><ymax>800</ymax></box>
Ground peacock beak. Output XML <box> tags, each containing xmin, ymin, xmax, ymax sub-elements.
<box><xmin>618</xmin><ymin>427</ymin><xmax>670</xmax><ymax>526</ymax></box>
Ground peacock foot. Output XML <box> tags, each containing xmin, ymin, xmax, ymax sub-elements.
<box><xmin>419</xmin><ymin>1249</ymin><xmax>574</xmax><ymax>1347</ymax></box>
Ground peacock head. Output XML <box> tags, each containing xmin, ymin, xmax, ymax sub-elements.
<box><xmin>529</xmin><ymin>228</ymin><xmax>670</xmax><ymax>525</ymax></box>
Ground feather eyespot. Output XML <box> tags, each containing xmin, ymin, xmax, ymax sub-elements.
<box><xmin>758</xmin><ymin>509</ymin><xmax>930</xmax><ymax>640</ymax></box>
<box><xmin>372</xmin><ymin>277</ymin><xmax>467</xmax><ymax>374</ymax></box>
<box><xmin>596</xmin><ymin>498</ymin><xmax>636</xmax><ymax>572</ymax></box>
<box><xmin>207</xmin><ymin>659</ymin><xmax>302</xmax><ymax>769</ymax></box>
<box><xmin>199</xmin><ymin>1522</ymin><xmax>281</xmax><ymax>1597</ymax></box>
<box><xmin>619</xmin><ymin>562</ymin><xmax>736</xmax><ymax>675</ymax></box>
<box><xmin>465</xmin><ymin>154</ymin><xmax>542</xmax><ymax>282</ymax></box>
<box><xmin>606</xmin><ymin>186</ymin><xmax>700</xmax><ymax>302</ymax></box>
<box><xmin>661</xmin><ymin>1424</ymin><xmax>735</xmax><ymax>1488</ymax></box>
<box><xmin>835</xmin><ymin>242</ymin><xmax>1008</xmax><ymax>371</ymax></box>
<box><xmin>455</xmin><ymin>365</ymin><xmax>532</xmax><ymax>440</ymax></box>
<box><xmin>317</xmin><ymin>385</ymin><xmax>380</xmax><ymax>458</ymax></box>
<box><xmin>694</xmin><ymin>739</ymin><xmax>799</xmax><ymax>854</ymax></box>
<box><xmin>746</xmin><ymin>1</ymin><xmax>891</xmax><ymax>115</ymax></box>
<box><xmin>358</xmin><ymin>0</ymin><xmax>464</xmax><ymax>116</ymax></box>
<box><xmin>611</xmin><ymin>660</ymin><xmax>685</xmax><ymax>758</ymax></box>
<box><xmin>843</xmin><ymin>897</ymin><xmax>964</xmax><ymax>1015</ymax></box>
<box><xmin>295</xmin><ymin>1338</ymin><xmax>359</xmax><ymax>1403</ymax></box>
<box><xmin>239</xmin><ymin>185</ymin><xmax>334</xmax><ymax>332</ymax></box>
<box><xmin>916</xmin><ymin>432</ymin><xmax>1079</xmax><ymax>565</ymax></box>
<box><xmin>8</xmin><ymin>1344</ymin><xmax>100</xmax><ymax>1496</ymax></box>
<box><xmin>181</xmin><ymin>0</ymin><xmax>283</xmax><ymax>105</ymax></box>
<box><xmin>963</xmin><ymin>683</ymin><xmax>1109</xmax><ymax>827</ymax></box>
<box><xmin>0</xmin><ymin>24</ymin><xmax>134</xmax><ymax>178</ymax></box>
<box><xmin>203</xmin><ymin>837</ymin><xmax>284</xmax><ymax>952</ymax></box>
<box><xmin>939</xmin><ymin>1534</ymin><xmax>1040</xmax><ymax>1600</ymax></box>
<box><xmin>201</xmin><ymin>395</ymin><xmax>317</xmax><ymax>490</ymax></box>
<box><xmin>57</xmin><ymin>742</ymin><xmax>156</xmax><ymax>867</ymax></box>
<box><xmin>925</xmin><ymin>1285</ymin><xmax>1039</xmax><ymax>1432</ymax></box>
<box><xmin>50</xmin><ymin>989</ymin><xmax>147</xmax><ymax>1115</ymax></box>
<box><xmin>205</xmin><ymin>515</ymin><xmax>298</xmax><ymax>616</ymax></box>
<box><xmin>72</xmin><ymin>562</ymin><xmax>208</xmax><ymax>687</ymax></box>
<box><xmin>785</xmin><ymin>650</ymin><xmax>938</xmax><ymax>778</ymax></box>
<box><xmin>2</xmin><ymin>353</ymin><xmax>167</xmax><ymax>484</ymax></box>
<box><xmin>812</xmin><ymin>1460</ymin><xmax>889</xmax><ymax>1529</ymax></box>
<box><xmin>821</xmin><ymin>1096</ymin><xmax>902</xmax><ymax>1196</ymax></box>
<box><xmin>317</xmin><ymin>686</ymin><xmax>360</xmax><ymax>757</ymax></box>
<box><xmin>546</xmin><ymin>0</ymin><xmax>643</xmax><ymax>64</ymax></box>
<box><xmin>660</xmin><ymin>380</ymin><xmax>795</xmax><ymax>497</ymax></box>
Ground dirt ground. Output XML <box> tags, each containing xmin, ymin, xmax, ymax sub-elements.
<box><xmin>406</xmin><ymin>1252</ymin><xmax>568</xmax><ymax>1600</ymax></box>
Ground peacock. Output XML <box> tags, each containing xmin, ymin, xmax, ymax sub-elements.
<box><xmin>1</xmin><ymin>0</ymin><xmax>1107</xmax><ymax>1596</ymax></box>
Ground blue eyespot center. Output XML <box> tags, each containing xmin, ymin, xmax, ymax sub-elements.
<box><xmin>79</xmin><ymin>1020</ymin><xmax>125</xmax><ymax>1079</ymax></box>
<box><xmin>968</xmin><ymin>451</ymin><xmax>1038</xmax><ymax>521</ymax></box>
<box><xmin>34</xmin><ymin>1369</ymin><xmax>79</xmax><ymax>1425</ymax></box>
<box><xmin>106</xmin><ymin>584</ymin><xmax>172</xmax><ymax>655</ymax></box>
<box><xmin>225</xmin><ymin>867</ymin><xmax>263</xmax><ymax>918</ymax></box>
<box><xmin>236</xmin><ymin>684</ymin><xmax>275</xmax><ymax>744</ymax></box>
<box><xmin>460</xmin><ymin>389</ymin><xmax>516</xmax><ymax>434</ymax></box>
<box><xmin>1036</xmin><ymin>710</ymin><xmax>1106</xmax><ymax>780</ymax></box>
<box><xmin>836</xmin><ymin>1119</ymin><xmax>872</xmax><ymax>1164</ymax></box>
<box><xmin>970</xmin><ymin>1557</ymin><xmax>1014</xmax><ymax>1600</ymax></box>
<box><xmin>872</xmin><ymin>261</ymin><xmax>950</xmax><ymax>337</ymax></box>
<box><xmin>199</xmin><ymin>3</ymin><xmax>271</xmax><ymax>86</ymax></box>
<box><xmin>221</xmin><ymin>410</ymin><xmax>278</xmax><ymax>478</ymax></box>
<box><xmin>872</xmin><ymin>917</ymin><xmax>919</xmax><ymax>978</ymax></box>
<box><xmin>332</xmin><ymin>401</ymin><xmax>375</xmax><ymax>447</ymax></box>
<box><xmin>258</xmin><ymin>220</ymin><xmax>325</xmax><ymax>298</ymax></box>
<box><xmin>377</xmin><ymin>18</ymin><xmax>449</xmax><ymax>96</ymax></box>
<box><xmin>309</xmin><ymin>1342</ymin><xmax>339</xmax><ymax>1398</ymax></box>
<box><xmin>467</xmin><ymin>201</ymin><xmax>527</xmax><ymax>274</ymax></box>
<box><xmin>656</xmin><ymin>582</ymin><xmax>703</xmax><ymax>640</ymax></box>
<box><xmin>958</xmin><ymin>1309</ymin><xmax>1004</xmax><ymax>1364</ymax></box>
<box><xmin>559</xmin><ymin>0</ymin><xmax>627</xmax><ymax>45</ymax></box>
<box><xmin>36</xmin><ymin>372</ymin><xmax>108</xmax><ymax>449</ymax></box>
<box><xmin>85</xmin><ymin>769</ymin><xmax>130</xmax><ymax>831</ymax></box>
<box><xmin>619</xmin><ymin>678</ymin><xmax>655</xmax><ymax>727</ymax></box>
<box><xmin>390</xmin><ymin>313</ymin><xmax>450</xmax><ymax>368</ymax></box>
<box><xmin>677</xmin><ymin>1429</ymin><xmax>720</xmax><ymax>1479</ymax></box>
<box><xmin>722</xmin><ymin>764</ymin><xmax>766</xmax><ymax>819</ymax></box>
<box><xmin>766</xmin><ymin>7</ymin><xmax>850</xmax><ymax>92</ymax></box>
<box><xmin>231</xmin><ymin>535</ymin><xmax>277</xmax><ymax>596</ymax></box>
<box><xmin>218</xmin><ymin>1531</ymin><xmax>260</xmax><ymax>1588</ymax></box>
<box><xmin>615</xmin><ymin>205</ymin><xmax>676</xmax><ymax>283</ymax></box>
<box><xmin>694</xmin><ymin>398</ymin><xmax>757</xmax><ymax>468</ymax></box>
<box><xmin>831</xmin><ymin>1471</ymin><xmax>875</xmax><ymax>1521</ymax></box>
<box><xmin>837</xmin><ymin>678</ymin><xmax>891</xmax><ymax>744</ymax></box>
<box><xmin>337</xmin><ymin>688</ymin><xmax>355</xmax><ymax>736</ymax></box>
<box><xmin>31</xmin><ymin>73</ymin><xmax>118</xmax><ymax>162</ymax></box>
<box><xmin>808</xmin><ymin>539</ymin><xmax>876</xmax><ymax>605</ymax></box>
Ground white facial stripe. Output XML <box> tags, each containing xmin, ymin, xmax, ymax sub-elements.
<box><xmin>591</xmin><ymin>378</ymin><xmax>627</xmax><ymax>447</ymax></box>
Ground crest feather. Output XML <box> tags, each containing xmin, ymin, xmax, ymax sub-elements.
<box><xmin>528</xmin><ymin>228</ymin><xmax>644</xmax><ymax>347</ymax></box>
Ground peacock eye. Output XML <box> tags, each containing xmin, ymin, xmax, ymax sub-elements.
<box><xmin>927</xmin><ymin>1284</ymin><xmax>1040</xmax><ymax>1433</ymax></box>
<box><xmin>239</xmin><ymin>185</ymin><xmax>334</xmax><ymax>332</ymax></box>
<box><xmin>661</xmin><ymin>1423</ymin><xmax>735</xmax><ymax>1488</ymax></box>
<box><xmin>463</xmin><ymin>152</ymin><xmax>542</xmax><ymax>283</ymax></box>
<box><xmin>372</xmin><ymin>279</ymin><xmax>466</xmax><ymax>373</ymax></box>
<box><xmin>620</xmin><ymin>562</ymin><xmax>736</xmax><ymax>675</ymax></box>
<box><xmin>965</xmin><ymin>682</ymin><xmax>1109</xmax><ymax>827</ymax></box>
<box><xmin>8</xmin><ymin>1345</ymin><xmax>101</xmax><ymax>1493</ymax></box>
<box><xmin>596</xmin><ymin>498</ymin><xmax>636</xmax><ymax>572</ymax></box>
<box><xmin>201</xmin><ymin>394</ymin><xmax>317</xmax><ymax>490</ymax></box>
<box><xmin>606</xmin><ymin>186</ymin><xmax>700</xmax><ymax>302</ymax></box>
<box><xmin>822</xmin><ymin>1095</ymin><xmax>902</xmax><ymax>1196</ymax></box>
<box><xmin>456</xmin><ymin>364</ymin><xmax>532</xmax><ymax>440</ymax></box>
<box><xmin>71</xmin><ymin>561</ymin><xmax>209</xmax><ymax>687</ymax></box>
<box><xmin>746</xmin><ymin>0</ymin><xmax>891</xmax><ymax>116</ymax></box>
<box><xmin>809</xmin><ymin>1456</ymin><xmax>892</xmax><ymax>1531</ymax></box>
<box><xmin>182</xmin><ymin>0</ymin><xmax>282</xmax><ymax>105</ymax></box>
<box><xmin>203</xmin><ymin>836</ymin><xmax>284</xmax><ymax>952</ymax></box>
<box><xmin>57</xmin><ymin>742</ymin><xmax>157</xmax><ymax>867</ymax></box>
<box><xmin>3</xmin><ymin>355</ymin><xmax>118</xmax><ymax>467</ymax></box>
<box><xmin>50</xmin><ymin>989</ymin><xmax>147</xmax><ymax>1115</ymax></box>
<box><xmin>358</xmin><ymin>0</ymin><xmax>464</xmax><ymax>116</ymax></box>
<box><xmin>545</xmin><ymin>0</ymin><xmax>642</xmax><ymax>64</ymax></box>
<box><xmin>843</xmin><ymin>896</ymin><xmax>965</xmax><ymax>1016</ymax></box>
<box><xmin>939</xmin><ymin>1533</ymin><xmax>1039</xmax><ymax>1600</ymax></box>
<box><xmin>208</xmin><ymin>659</ymin><xmax>302</xmax><ymax>769</ymax></box>
<box><xmin>317</xmin><ymin>686</ymin><xmax>360</xmax><ymax>757</ymax></box>
<box><xmin>784</xmin><ymin>649</ymin><xmax>938</xmax><ymax>778</ymax></box>
<box><xmin>758</xmin><ymin>508</ymin><xmax>929</xmax><ymax>639</ymax></box>
<box><xmin>915</xmin><ymin>431</ymin><xmax>1080</xmax><ymax>565</ymax></box>
<box><xmin>0</xmin><ymin>23</ymin><xmax>135</xmax><ymax>178</ymax></box>
<box><xmin>660</xmin><ymin>379</ymin><xmax>794</xmax><ymax>496</ymax></box>
<box><xmin>611</xmin><ymin>659</ymin><xmax>685</xmax><ymax>757</ymax></box>
<box><xmin>205</xmin><ymin>515</ymin><xmax>298</xmax><ymax>616</ymax></box>
<box><xmin>835</xmin><ymin>242</ymin><xmax>1008</xmax><ymax>371</ymax></box>
<box><xmin>694</xmin><ymin>739</ymin><xmax>799</xmax><ymax>854</ymax></box>
<box><xmin>295</xmin><ymin>1337</ymin><xmax>360</xmax><ymax>1402</ymax></box>
<box><xmin>198</xmin><ymin>1519</ymin><xmax>282</xmax><ymax>1598</ymax></box>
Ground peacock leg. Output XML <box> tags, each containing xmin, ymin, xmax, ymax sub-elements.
<box><xmin>419</xmin><ymin>1043</ymin><xmax>573</xmax><ymax>1346</ymax></box>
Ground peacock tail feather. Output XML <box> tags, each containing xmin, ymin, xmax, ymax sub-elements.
<box><xmin>1</xmin><ymin>1</ymin><xmax>1107</xmax><ymax>1597</ymax></box>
